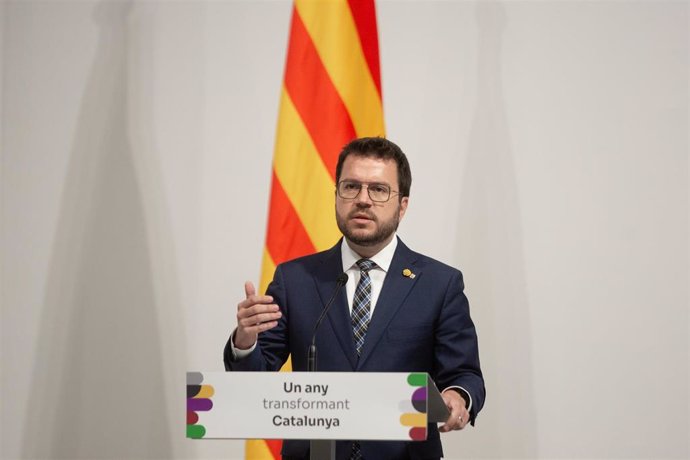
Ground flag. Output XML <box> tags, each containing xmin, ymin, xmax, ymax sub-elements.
<box><xmin>246</xmin><ymin>0</ymin><xmax>385</xmax><ymax>458</ymax></box>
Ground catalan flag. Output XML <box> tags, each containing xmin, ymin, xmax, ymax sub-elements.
<box><xmin>246</xmin><ymin>1</ymin><xmax>385</xmax><ymax>458</ymax></box>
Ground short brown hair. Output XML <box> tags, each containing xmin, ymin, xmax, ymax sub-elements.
<box><xmin>335</xmin><ymin>137</ymin><xmax>412</xmax><ymax>198</ymax></box>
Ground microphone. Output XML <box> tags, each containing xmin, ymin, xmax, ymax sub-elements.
<box><xmin>307</xmin><ymin>272</ymin><xmax>349</xmax><ymax>372</ymax></box>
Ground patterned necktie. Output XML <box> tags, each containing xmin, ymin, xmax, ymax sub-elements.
<box><xmin>352</xmin><ymin>258</ymin><xmax>376</xmax><ymax>356</ymax></box>
<box><xmin>350</xmin><ymin>259</ymin><xmax>376</xmax><ymax>460</ymax></box>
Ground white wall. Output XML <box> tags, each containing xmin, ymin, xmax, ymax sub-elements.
<box><xmin>1</xmin><ymin>1</ymin><xmax>687</xmax><ymax>459</ymax></box>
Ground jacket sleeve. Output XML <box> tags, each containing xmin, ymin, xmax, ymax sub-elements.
<box><xmin>433</xmin><ymin>270</ymin><xmax>486</xmax><ymax>424</ymax></box>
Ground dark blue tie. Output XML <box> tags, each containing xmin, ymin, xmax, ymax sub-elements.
<box><xmin>351</xmin><ymin>258</ymin><xmax>376</xmax><ymax>356</ymax></box>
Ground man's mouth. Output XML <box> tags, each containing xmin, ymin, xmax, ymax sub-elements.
<box><xmin>350</xmin><ymin>213</ymin><xmax>374</xmax><ymax>222</ymax></box>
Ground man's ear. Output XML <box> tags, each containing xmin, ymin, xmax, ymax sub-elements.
<box><xmin>398</xmin><ymin>196</ymin><xmax>409</xmax><ymax>219</ymax></box>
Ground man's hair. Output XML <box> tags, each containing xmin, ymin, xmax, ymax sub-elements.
<box><xmin>335</xmin><ymin>137</ymin><xmax>412</xmax><ymax>198</ymax></box>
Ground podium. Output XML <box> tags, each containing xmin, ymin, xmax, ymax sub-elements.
<box><xmin>186</xmin><ymin>372</ymin><xmax>450</xmax><ymax>459</ymax></box>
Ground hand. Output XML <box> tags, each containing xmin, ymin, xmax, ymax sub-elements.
<box><xmin>234</xmin><ymin>281</ymin><xmax>282</xmax><ymax>349</ymax></box>
<box><xmin>439</xmin><ymin>390</ymin><xmax>470</xmax><ymax>432</ymax></box>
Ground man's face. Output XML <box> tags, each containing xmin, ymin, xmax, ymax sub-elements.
<box><xmin>335</xmin><ymin>155</ymin><xmax>408</xmax><ymax>250</ymax></box>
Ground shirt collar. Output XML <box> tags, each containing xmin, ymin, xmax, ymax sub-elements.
<box><xmin>340</xmin><ymin>235</ymin><xmax>398</xmax><ymax>274</ymax></box>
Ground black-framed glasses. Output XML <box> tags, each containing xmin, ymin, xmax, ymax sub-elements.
<box><xmin>336</xmin><ymin>180</ymin><xmax>400</xmax><ymax>203</ymax></box>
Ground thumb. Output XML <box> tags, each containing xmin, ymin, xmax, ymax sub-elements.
<box><xmin>244</xmin><ymin>281</ymin><xmax>256</xmax><ymax>299</ymax></box>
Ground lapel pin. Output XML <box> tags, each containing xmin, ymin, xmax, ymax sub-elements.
<box><xmin>402</xmin><ymin>268</ymin><xmax>416</xmax><ymax>279</ymax></box>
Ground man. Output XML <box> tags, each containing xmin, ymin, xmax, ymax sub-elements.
<box><xmin>225</xmin><ymin>137</ymin><xmax>485</xmax><ymax>460</ymax></box>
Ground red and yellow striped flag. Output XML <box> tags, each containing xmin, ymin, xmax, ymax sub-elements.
<box><xmin>246</xmin><ymin>1</ymin><xmax>384</xmax><ymax>458</ymax></box>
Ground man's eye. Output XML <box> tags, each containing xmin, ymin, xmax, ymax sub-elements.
<box><xmin>370</xmin><ymin>185</ymin><xmax>387</xmax><ymax>194</ymax></box>
<box><xmin>344</xmin><ymin>183</ymin><xmax>360</xmax><ymax>190</ymax></box>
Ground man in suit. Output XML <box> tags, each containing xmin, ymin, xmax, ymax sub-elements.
<box><xmin>225</xmin><ymin>137</ymin><xmax>485</xmax><ymax>460</ymax></box>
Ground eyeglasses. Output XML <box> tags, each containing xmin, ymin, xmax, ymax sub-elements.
<box><xmin>336</xmin><ymin>180</ymin><xmax>400</xmax><ymax>203</ymax></box>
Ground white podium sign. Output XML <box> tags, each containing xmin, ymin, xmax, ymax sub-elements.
<box><xmin>186</xmin><ymin>371</ymin><xmax>442</xmax><ymax>441</ymax></box>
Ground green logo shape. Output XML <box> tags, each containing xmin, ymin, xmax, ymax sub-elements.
<box><xmin>187</xmin><ymin>424</ymin><xmax>206</xmax><ymax>439</ymax></box>
<box><xmin>407</xmin><ymin>373</ymin><xmax>427</xmax><ymax>387</ymax></box>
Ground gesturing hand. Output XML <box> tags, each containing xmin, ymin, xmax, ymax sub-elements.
<box><xmin>439</xmin><ymin>390</ymin><xmax>470</xmax><ymax>432</ymax></box>
<box><xmin>234</xmin><ymin>281</ymin><xmax>282</xmax><ymax>350</ymax></box>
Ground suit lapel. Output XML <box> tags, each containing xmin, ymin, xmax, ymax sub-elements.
<box><xmin>313</xmin><ymin>240</ymin><xmax>358</xmax><ymax>370</ymax></box>
<box><xmin>357</xmin><ymin>239</ymin><xmax>420</xmax><ymax>369</ymax></box>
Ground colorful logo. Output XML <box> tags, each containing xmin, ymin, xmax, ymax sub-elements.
<box><xmin>187</xmin><ymin>372</ymin><xmax>214</xmax><ymax>439</ymax></box>
<box><xmin>400</xmin><ymin>373</ymin><xmax>428</xmax><ymax>440</ymax></box>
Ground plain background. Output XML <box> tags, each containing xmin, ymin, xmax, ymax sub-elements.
<box><xmin>1</xmin><ymin>1</ymin><xmax>687</xmax><ymax>459</ymax></box>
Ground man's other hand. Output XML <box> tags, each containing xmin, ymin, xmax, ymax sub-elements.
<box><xmin>439</xmin><ymin>390</ymin><xmax>469</xmax><ymax>432</ymax></box>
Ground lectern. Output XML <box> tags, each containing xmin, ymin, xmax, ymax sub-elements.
<box><xmin>186</xmin><ymin>372</ymin><xmax>450</xmax><ymax>460</ymax></box>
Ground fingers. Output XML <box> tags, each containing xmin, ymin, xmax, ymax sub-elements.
<box><xmin>456</xmin><ymin>408</ymin><xmax>470</xmax><ymax>430</ymax></box>
<box><xmin>237</xmin><ymin>305</ymin><xmax>282</xmax><ymax>328</ymax></box>
<box><xmin>439</xmin><ymin>391</ymin><xmax>469</xmax><ymax>433</ymax></box>
<box><xmin>244</xmin><ymin>281</ymin><xmax>256</xmax><ymax>298</ymax></box>
<box><xmin>237</xmin><ymin>298</ymin><xmax>277</xmax><ymax>316</ymax></box>
<box><xmin>439</xmin><ymin>407</ymin><xmax>469</xmax><ymax>432</ymax></box>
<box><xmin>238</xmin><ymin>281</ymin><xmax>274</xmax><ymax>311</ymax></box>
<box><xmin>234</xmin><ymin>282</ymin><xmax>282</xmax><ymax>349</ymax></box>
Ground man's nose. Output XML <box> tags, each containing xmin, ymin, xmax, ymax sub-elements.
<box><xmin>355</xmin><ymin>186</ymin><xmax>373</xmax><ymax>205</ymax></box>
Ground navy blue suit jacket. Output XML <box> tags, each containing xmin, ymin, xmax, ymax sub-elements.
<box><xmin>225</xmin><ymin>238</ymin><xmax>485</xmax><ymax>460</ymax></box>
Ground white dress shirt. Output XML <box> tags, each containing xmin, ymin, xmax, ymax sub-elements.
<box><xmin>341</xmin><ymin>234</ymin><xmax>397</xmax><ymax>315</ymax></box>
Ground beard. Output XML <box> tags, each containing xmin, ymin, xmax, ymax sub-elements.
<box><xmin>336</xmin><ymin>205</ymin><xmax>401</xmax><ymax>247</ymax></box>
